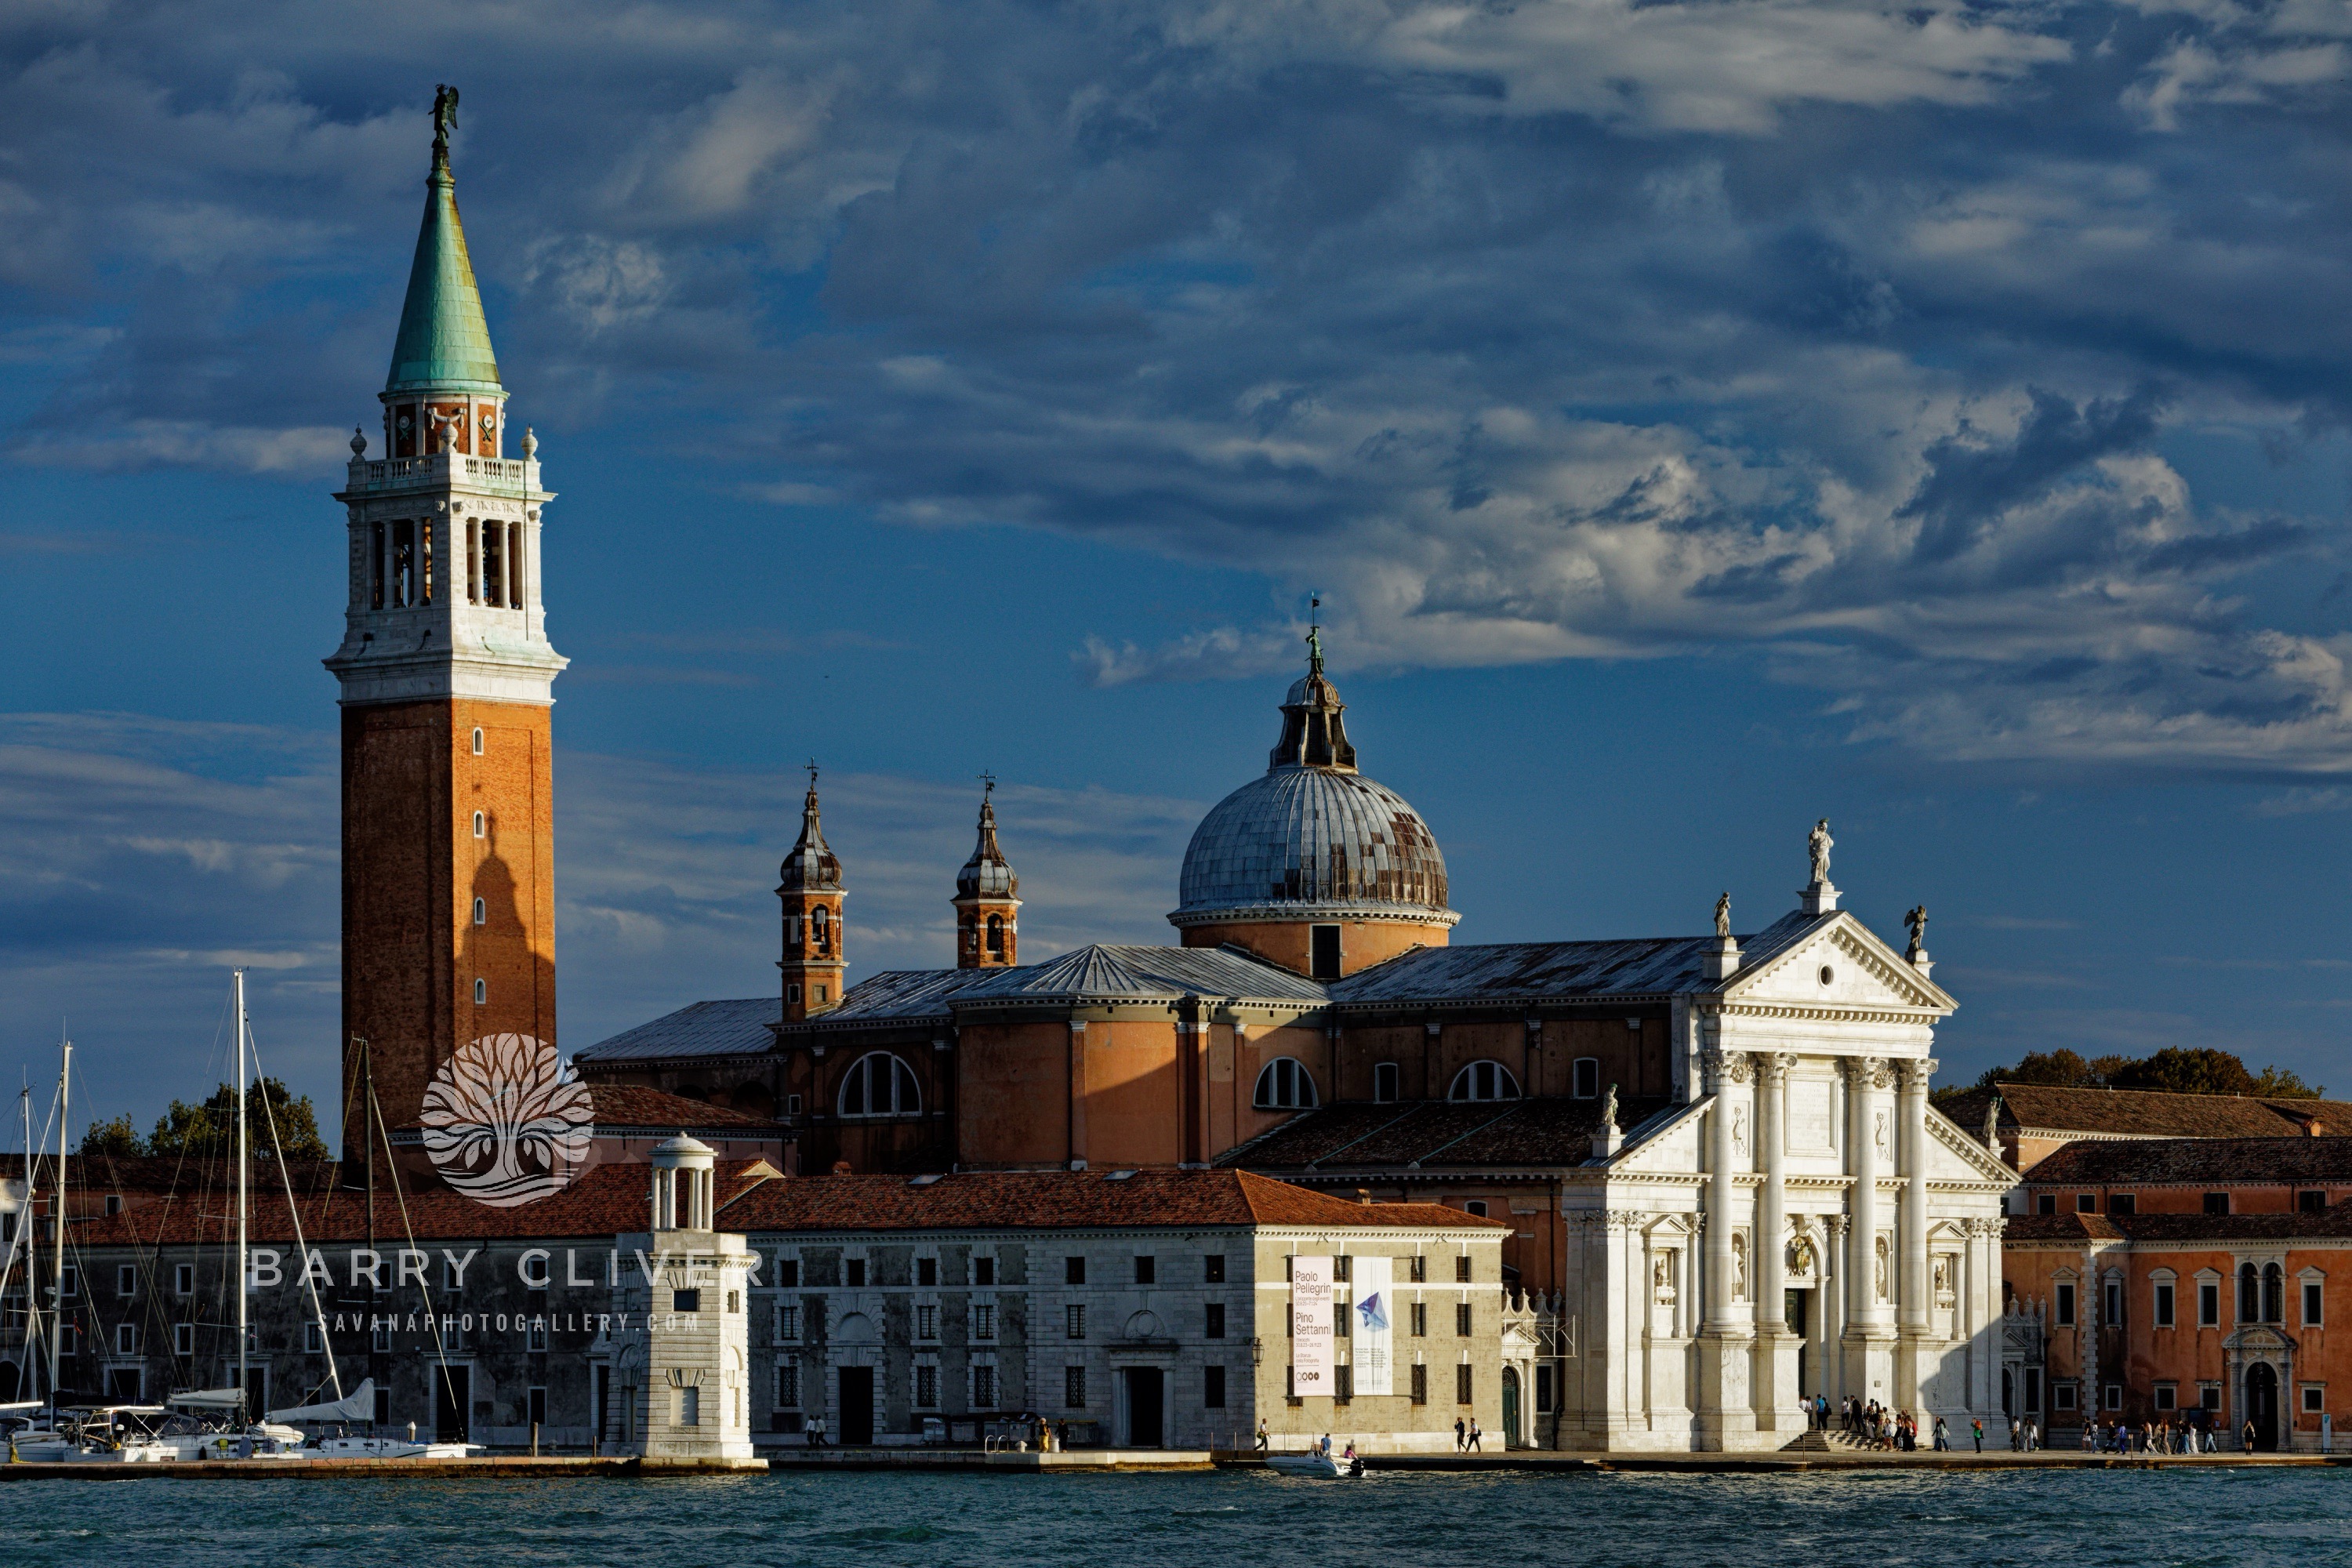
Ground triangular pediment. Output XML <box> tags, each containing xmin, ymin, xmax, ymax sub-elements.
<box><xmin>1721</xmin><ymin>910</ymin><xmax>1953</xmax><ymax>1014</ymax></box>
<box><xmin>1926</xmin><ymin>1105</ymin><xmax>2016</xmax><ymax>1185</ymax></box>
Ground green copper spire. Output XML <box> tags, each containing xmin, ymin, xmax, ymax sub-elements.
<box><xmin>385</xmin><ymin>88</ymin><xmax>500</xmax><ymax>396</ymax></box>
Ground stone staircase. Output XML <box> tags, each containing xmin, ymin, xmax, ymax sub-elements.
<box><xmin>1779</xmin><ymin>1427</ymin><xmax>1877</xmax><ymax>1454</ymax></box>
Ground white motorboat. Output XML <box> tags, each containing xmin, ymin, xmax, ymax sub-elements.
<box><xmin>1267</xmin><ymin>1450</ymin><xmax>1365</xmax><ymax>1478</ymax></box>
<box><xmin>307</xmin><ymin>1435</ymin><xmax>483</xmax><ymax>1460</ymax></box>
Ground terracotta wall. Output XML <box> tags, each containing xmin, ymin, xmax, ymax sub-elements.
<box><xmin>1178</xmin><ymin>916</ymin><xmax>1443</xmax><ymax>976</ymax></box>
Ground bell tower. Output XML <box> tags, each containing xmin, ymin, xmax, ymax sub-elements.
<box><xmin>953</xmin><ymin>779</ymin><xmax>1020</xmax><ymax>969</ymax></box>
<box><xmin>778</xmin><ymin>767</ymin><xmax>846</xmax><ymax>1022</ymax></box>
<box><xmin>327</xmin><ymin>89</ymin><xmax>566</xmax><ymax>1159</ymax></box>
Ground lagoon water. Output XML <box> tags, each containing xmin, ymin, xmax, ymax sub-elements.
<box><xmin>4</xmin><ymin>1467</ymin><xmax>2347</xmax><ymax>1567</ymax></box>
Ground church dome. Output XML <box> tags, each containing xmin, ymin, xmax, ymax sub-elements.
<box><xmin>1175</xmin><ymin>766</ymin><xmax>1450</xmax><ymax>920</ymax></box>
<box><xmin>1172</xmin><ymin>633</ymin><xmax>1454</xmax><ymax>931</ymax></box>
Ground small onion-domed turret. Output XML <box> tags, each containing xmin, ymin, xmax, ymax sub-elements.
<box><xmin>954</xmin><ymin>779</ymin><xmax>1021</xmax><ymax>968</ymax></box>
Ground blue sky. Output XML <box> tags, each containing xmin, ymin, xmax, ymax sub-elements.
<box><xmin>4</xmin><ymin>0</ymin><xmax>2350</xmax><ymax>1134</ymax></box>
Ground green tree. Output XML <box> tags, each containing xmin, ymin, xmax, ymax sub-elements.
<box><xmin>148</xmin><ymin>1078</ymin><xmax>329</xmax><ymax>1162</ymax></box>
<box><xmin>2251</xmin><ymin>1064</ymin><xmax>2325</xmax><ymax>1100</ymax></box>
<box><xmin>2107</xmin><ymin>1047</ymin><xmax>2258</xmax><ymax>1097</ymax></box>
<box><xmin>1973</xmin><ymin>1049</ymin><xmax>2100</xmax><ymax>1090</ymax></box>
<box><xmin>78</xmin><ymin>1113</ymin><xmax>146</xmax><ymax>1157</ymax></box>
<box><xmin>1962</xmin><ymin>1044</ymin><xmax>2324</xmax><ymax>1101</ymax></box>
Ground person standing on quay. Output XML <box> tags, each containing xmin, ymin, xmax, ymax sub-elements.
<box><xmin>1468</xmin><ymin>1418</ymin><xmax>1483</xmax><ymax>1453</ymax></box>
<box><xmin>1454</xmin><ymin>1417</ymin><xmax>1467</xmax><ymax>1452</ymax></box>
<box><xmin>1972</xmin><ymin>1417</ymin><xmax>1984</xmax><ymax>1454</ymax></box>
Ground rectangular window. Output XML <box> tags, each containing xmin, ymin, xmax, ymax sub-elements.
<box><xmin>1311</xmin><ymin>924</ymin><xmax>1341</xmax><ymax>980</ymax></box>
<box><xmin>1335</xmin><ymin>1364</ymin><xmax>1353</xmax><ymax>1403</ymax></box>
<box><xmin>917</xmin><ymin>1304</ymin><xmax>938</xmax><ymax>1341</ymax></box>
<box><xmin>1410</xmin><ymin>1255</ymin><xmax>1427</xmax><ymax>1283</ymax></box>
<box><xmin>2077</xmin><ymin>1193</ymin><xmax>2097</xmax><ymax>1213</ymax></box>
<box><xmin>466</xmin><ymin>519</ymin><xmax>480</xmax><ymax>604</ymax></box>
<box><xmin>679</xmin><ymin>1386</ymin><xmax>700</xmax><ymax>1427</ymax></box>
<box><xmin>1412</xmin><ymin>1301</ymin><xmax>1428</xmax><ymax>1338</ymax></box>
<box><xmin>2154</xmin><ymin>1384</ymin><xmax>2177</xmax><ymax>1411</ymax></box>
<box><xmin>1134</xmin><ymin>1255</ymin><xmax>1156</xmax><ymax>1286</ymax></box>
<box><xmin>1065</xmin><ymin>1367</ymin><xmax>1087</xmax><ymax>1408</ymax></box>
<box><xmin>973</xmin><ymin>1364</ymin><xmax>996</xmax><ymax>1410</ymax></box>
<box><xmin>1206</xmin><ymin>1302</ymin><xmax>1226</xmax><ymax>1339</ymax></box>
<box><xmin>1334</xmin><ymin>1255</ymin><xmax>1352</xmax><ymax>1283</ymax></box>
<box><xmin>915</xmin><ymin>1365</ymin><xmax>938</xmax><ymax>1409</ymax></box>
<box><xmin>1457</xmin><ymin>1364</ymin><xmax>1474</xmax><ymax>1405</ymax></box>
<box><xmin>973</xmin><ymin>1305</ymin><xmax>996</xmax><ymax>1341</ymax></box>
<box><xmin>2200</xmin><ymin>1282</ymin><xmax>2220</xmax><ymax>1327</ymax></box>
<box><xmin>506</xmin><ymin>521</ymin><xmax>523</xmax><ymax>608</ymax></box>
<box><xmin>2204</xmin><ymin>1192</ymin><xmax>2230</xmax><ymax>1216</ymax></box>
<box><xmin>1411</xmin><ymin>1363</ymin><xmax>1428</xmax><ymax>1405</ymax></box>
<box><xmin>2038</xmin><ymin>1194</ymin><xmax>2057</xmax><ymax>1216</ymax></box>
<box><xmin>2201</xmin><ymin>1385</ymin><xmax>2222</xmax><ymax>1410</ymax></box>
<box><xmin>60</xmin><ymin>1265</ymin><xmax>78</xmax><ymax>1299</ymax></box>
<box><xmin>2300</xmin><ymin>1190</ymin><xmax>2328</xmax><ymax>1214</ymax></box>
<box><xmin>917</xmin><ymin>1257</ymin><xmax>938</xmax><ymax>1287</ymax></box>
<box><xmin>1572</xmin><ymin>1058</ymin><xmax>1599</xmax><ymax>1099</ymax></box>
<box><xmin>1066</xmin><ymin>1305</ymin><xmax>1087</xmax><ymax>1340</ymax></box>
<box><xmin>528</xmin><ymin>1387</ymin><xmax>548</xmax><ymax>1430</ymax></box>
<box><xmin>1374</xmin><ymin>1062</ymin><xmax>1399</xmax><ymax>1103</ymax></box>
<box><xmin>303</xmin><ymin>1321</ymin><xmax>323</xmax><ymax>1354</ymax></box>
<box><xmin>776</xmin><ymin>1362</ymin><xmax>800</xmax><ymax>1410</ymax></box>
<box><xmin>776</xmin><ymin>1258</ymin><xmax>800</xmax><ymax>1287</ymax></box>
<box><xmin>1204</xmin><ymin>1365</ymin><xmax>1226</xmax><ymax>1409</ymax></box>
<box><xmin>1203</xmin><ymin>1254</ymin><xmax>1225</xmax><ymax>1284</ymax></box>
<box><xmin>2154</xmin><ymin>1283</ymin><xmax>2175</xmax><ymax>1328</ymax></box>
<box><xmin>2305</xmin><ymin>1282</ymin><xmax>2325</xmax><ymax>1327</ymax></box>
<box><xmin>2304</xmin><ymin>1385</ymin><xmax>2326</xmax><ymax>1414</ymax></box>
<box><xmin>1456</xmin><ymin>1301</ymin><xmax>1472</xmax><ymax>1337</ymax></box>
<box><xmin>2104</xmin><ymin>1383</ymin><xmax>2122</xmax><ymax>1411</ymax></box>
<box><xmin>2109</xmin><ymin>1192</ymin><xmax>2136</xmax><ymax>1216</ymax></box>
<box><xmin>116</xmin><ymin>1264</ymin><xmax>136</xmax><ymax>1298</ymax></box>
<box><xmin>529</xmin><ymin>1318</ymin><xmax>550</xmax><ymax>1352</ymax></box>
<box><xmin>2055</xmin><ymin>1283</ymin><xmax>2076</xmax><ymax>1327</ymax></box>
<box><xmin>2053</xmin><ymin>1383</ymin><xmax>2077</xmax><ymax>1411</ymax></box>
<box><xmin>1455</xmin><ymin>1257</ymin><xmax>1472</xmax><ymax>1283</ymax></box>
<box><xmin>778</xmin><ymin>1305</ymin><xmax>801</xmax><ymax>1341</ymax></box>
<box><xmin>673</xmin><ymin>1289</ymin><xmax>701</xmax><ymax>1314</ymax></box>
<box><xmin>1536</xmin><ymin>1365</ymin><xmax>1555</xmax><ymax>1413</ymax></box>
<box><xmin>2103</xmin><ymin>1279</ymin><xmax>2122</xmax><ymax>1325</ymax></box>
<box><xmin>846</xmin><ymin>1258</ymin><xmax>866</xmax><ymax>1288</ymax></box>
<box><xmin>1066</xmin><ymin>1257</ymin><xmax>1086</xmax><ymax>1285</ymax></box>
<box><xmin>174</xmin><ymin>1262</ymin><xmax>194</xmax><ymax>1297</ymax></box>
<box><xmin>975</xmin><ymin>1256</ymin><xmax>996</xmax><ymax>1287</ymax></box>
<box><xmin>1336</xmin><ymin>1300</ymin><xmax>1351</xmax><ymax>1339</ymax></box>
<box><xmin>372</xmin><ymin>1322</ymin><xmax>392</xmax><ymax>1353</ymax></box>
<box><xmin>114</xmin><ymin>1323</ymin><xmax>138</xmax><ymax>1355</ymax></box>
<box><xmin>173</xmin><ymin>1323</ymin><xmax>194</xmax><ymax>1356</ymax></box>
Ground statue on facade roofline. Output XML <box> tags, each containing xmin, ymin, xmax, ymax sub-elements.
<box><xmin>1904</xmin><ymin>903</ymin><xmax>1929</xmax><ymax>961</ymax></box>
<box><xmin>1808</xmin><ymin>818</ymin><xmax>1833</xmax><ymax>884</ymax></box>
<box><xmin>1601</xmin><ymin>1083</ymin><xmax>1619</xmax><ymax>1131</ymax></box>
<box><xmin>1713</xmin><ymin>891</ymin><xmax>1730</xmax><ymax>939</ymax></box>
<box><xmin>433</xmin><ymin>84</ymin><xmax>460</xmax><ymax>153</ymax></box>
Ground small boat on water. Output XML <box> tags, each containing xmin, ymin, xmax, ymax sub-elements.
<box><xmin>1268</xmin><ymin>1450</ymin><xmax>1365</xmax><ymax>1478</ymax></box>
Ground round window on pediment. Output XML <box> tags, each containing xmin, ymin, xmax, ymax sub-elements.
<box><xmin>1818</xmin><ymin>964</ymin><xmax>1835</xmax><ymax>986</ymax></box>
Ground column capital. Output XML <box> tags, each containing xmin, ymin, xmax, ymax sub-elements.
<box><xmin>1700</xmin><ymin>1047</ymin><xmax>1751</xmax><ymax>1086</ymax></box>
<box><xmin>1895</xmin><ymin>1057</ymin><xmax>1939</xmax><ymax>1093</ymax></box>
<box><xmin>1838</xmin><ymin>1054</ymin><xmax>1892</xmax><ymax>1091</ymax></box>
<box><xmin>1758</xmin><ymin>1051</ymin><xmax>1797</xmax><ymax>1084</ymax></box>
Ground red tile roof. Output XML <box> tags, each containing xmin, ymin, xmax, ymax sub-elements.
<box><xmin>2024</xmin><ymin>1137</ymin><xmax>2352</xmax><ymax>1186</ymax></box>
<box><xmin>717</xmin><ymin>1167</ymin><xmax>1506</xmax><ymax>1234</ymax></box>
<box><xmin>2003</xmin><ymin>1206</ymin><xmax>2352</xmax><ymax>1244</ymax></box>
<box><xmin>1944</xmin><ymin>1083</ymin><xmax>2339</xmax><ymax>1142</ymax></box>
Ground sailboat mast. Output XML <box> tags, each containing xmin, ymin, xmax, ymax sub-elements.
<box><xmin>234</xmin><ymin>969</ymin><xmax>249</xmax><ymax>1418</ymax></box>
<box><xmin>49</xmin><ymin>1037</ymin><xmax>68</xmax><ymax>1406</ymax></box>
<box><xmin>14</xmin><ymin>1085</ymin><xmax>34</xmax><ymax>1401</ymax></box>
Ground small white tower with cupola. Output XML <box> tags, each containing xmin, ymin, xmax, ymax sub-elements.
<box><xmin>616</xmin><ymin>1136</ymin><xmax>760</xmax><ymax>1465</ymax></box>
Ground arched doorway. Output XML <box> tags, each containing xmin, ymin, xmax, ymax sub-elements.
<box><xmin>1501</xmin><ymin>1367</ymin><xmax>1521</xmax><ymax>1447</ymax></box>
<box><xmin>2246</xmin><ymin>1363</ymin><xmax>2280</xmax><ymax>1451</ymax></box>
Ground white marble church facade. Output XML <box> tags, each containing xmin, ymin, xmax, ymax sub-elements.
<box><xmin>1556</xmin><ymin>878</ymin><xmax>2013</xmax><ymax>1451</ymax></box>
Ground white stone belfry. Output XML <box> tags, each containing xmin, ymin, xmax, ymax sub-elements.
<box><xmin>615</xmin><ymin>1135</ymin><xmax>760</xmax><ymax>1465</ymax></box>
<box><xmin>1555</xmin><ymin>829</ymin><xmax>2012</xmax><ymax>1451</ymax></box>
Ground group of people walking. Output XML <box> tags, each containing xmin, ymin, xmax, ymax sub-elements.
<box><xmin>1824</xmin><ymin>1395</ymin><xmax>1947</xmax><ymax>1450</ymax></box>
<box><xmin>2082</xmin><ymin>1417</ymin><xmax>2220</xmax><ymax>1454</ymax></box>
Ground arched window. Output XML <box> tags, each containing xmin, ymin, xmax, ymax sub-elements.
<box><xmin>471</xmin><ymin>728</ymin><xmax>485</xmax><ymax>756</ymax></box>
<box><xmin>2263</xmin><ymin>1263</ymin><xmax>2285</xmax><ymax>1323</ymax></box>
<box><xmin>812</xmin><ymin>906</ymin><xmax>830</xmax><ymax>949</ymax></box>
<box><xmin>2241</xmin><ymin>1263</ymin><xmax>2260</xmax><ymax>1324</ymax></box>
<box><xmin>474</xmin><ymin>978</ymin><xmax>487</xmax><ymax>1005</ymax></box>
<box><xmin>472</xmin><ymin>811</ymin><xmax>486</xmax><ymax>839</ymax></box>
<box><xmin>1449</xmin><ymin>1061</ymin><xmax>1522</xmax><ymax>1103</ymax></box>
<box><xmin>839</xmin><ymin>1052</ymin><xmax>921</xmax><ymax>1118</ymax></box>
<box><xmin>472</xmin><ymin>897</ymin><xmax>486</xmax><ymax>926</ymax></box>
<box><xmin>985</xmin><ymin>913</ymin><xmax>1004</xmax><ymax>957</ymax></box>
<box><xmin>1253</xmin><ymin>1058</ymin><xmax>1318</xmax><ymax>1111</ymax></box>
